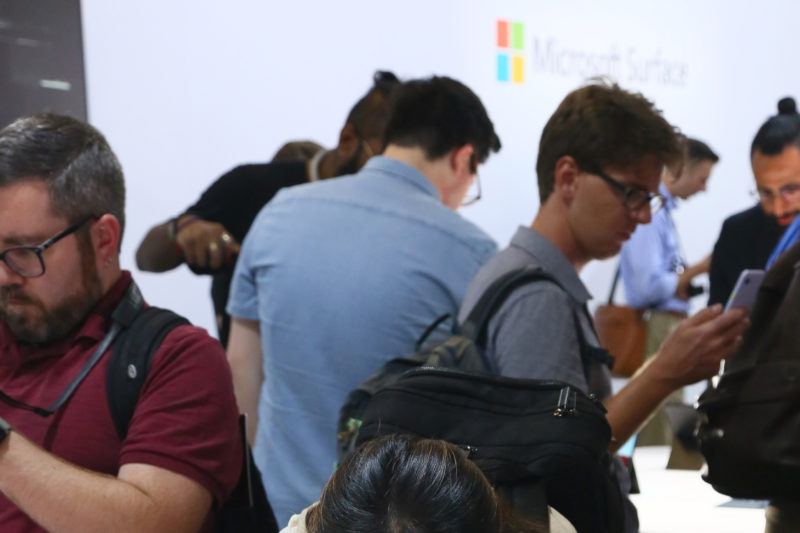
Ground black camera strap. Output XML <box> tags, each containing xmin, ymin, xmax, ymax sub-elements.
<box><xmin>0</xmin><ymin>282</ymin><xmax>144</xmax><ymax>417</ymax></box>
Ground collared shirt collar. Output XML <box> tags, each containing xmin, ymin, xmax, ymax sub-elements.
<box><xmin>307</xmin><ymin>149</ymin><xmax>327</xmax><ymax>182</ymax></box>
<box><xmin>660</xmin><ymin>182</ymin><xmax>678</xmax><ymax>212</ymax></box>
<box><xmin>509</xmin><ymin>226</ymin><xmax>593</xmax><ymax>304</ymax></box>
<box><xmin>361</xmin><ymin>156</ymin><xmax>440</xmax><ymax>199</ymax></box>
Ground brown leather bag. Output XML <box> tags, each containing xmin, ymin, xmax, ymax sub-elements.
<box><xmin>593</xmin><ymin>268</ymin><xmax>647</xmax><ymax>377</ymax></box>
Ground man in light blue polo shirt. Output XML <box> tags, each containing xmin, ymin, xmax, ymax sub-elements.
<box><xmin>225</xmin><ymin>75</ymin><xmax>501</xmax><ymax>526</ymax></box>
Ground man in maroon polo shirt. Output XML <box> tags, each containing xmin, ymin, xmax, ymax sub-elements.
<box><xmin>0</xmin><ymin>113</ymin><xmax>241</xmax><ymax>533</ymax></box>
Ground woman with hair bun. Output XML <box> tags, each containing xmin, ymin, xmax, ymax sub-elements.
<box><xmin>280</xmin><ymin>434</ymin><xmax>574</xmax><ymax>533</ymax></box>
<box><xmin>708</xmin><ymin>96</ymin><xmax>800</xmax><ymax>306</ymax></box>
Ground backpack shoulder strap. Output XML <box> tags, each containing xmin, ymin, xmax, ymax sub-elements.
<box><xmin>462</xmin><ymin>265</ymin><xmax>564</xmax><ymax>348</ymax></box>
<box><xmin>106</xmin><ymin>305</ymin><xmax>189</xmax><ymax>440</ymax></box>
<box><xmin>462</xmin><ymin>265</ymin><xmax>613</xmax><ymax>376</ymax></box>
<box><xmin>572</xmin><ymin>304</ymin><xmax>615</xmax><ymax>374</ymax></box>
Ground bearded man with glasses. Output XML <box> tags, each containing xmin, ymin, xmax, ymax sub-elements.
<box><xmin>709</xmin><ymin>97</ymin><xmax>800</xmax><ymax>306</ymax></box>
<box><xmin>458</xmin><ymin>81</ymin><xmax>749</xmax><ymax>533</ymax></box>
<box><xmin>0</xmin><ymin>114</ymin><xmax>241</xmax><ymax>533</ymax></box>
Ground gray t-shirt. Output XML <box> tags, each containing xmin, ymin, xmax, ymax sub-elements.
<box><xmin>459</xmin><ymin>226</ymin><xmax>639</xmax><ymax>533</ymax></box>
<box><xmin>459</xmin><ymin>225</ymin><xmax>638</xmax><ymax>532</ymax></box>
<box><xmin>459</xmin><ymin>225</ymin><xmax>612</xmax><ymax>399</ymax></box>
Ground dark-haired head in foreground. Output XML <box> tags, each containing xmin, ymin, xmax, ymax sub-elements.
<box><xmin>750</xmin><ymin>96</ymin><xmax>800</xmax><ymax>226</ymax></box>
<box><xmin>307</xmin><ymin>434</ymin><xmax>543</xmax><ymax>533</ymax></box>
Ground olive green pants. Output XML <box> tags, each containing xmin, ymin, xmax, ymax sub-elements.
<box><xmin>636</xmin><ymin>310</ymin><xmax>685</xmax><ymax>447</ymax></box>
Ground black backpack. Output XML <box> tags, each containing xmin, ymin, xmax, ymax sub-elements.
<box><xmin>697</xmin><ymin>239</ymin><xmax>800</xmax><ymax>499</ymax></box>
<box><xmin>106</xmin><ymin>284</ymin><xmax>279</xmax><ymax>533</ymax></box>
<box><xmin>338</xmin><ymin>266</ymin><xmax>626</xmax><ymax>533</ymax></box>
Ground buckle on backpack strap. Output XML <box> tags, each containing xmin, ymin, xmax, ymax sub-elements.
<box><xmin>554</xmin><ymin>386</ymin><xmax>577</xmax><ymax>417</ymax></box>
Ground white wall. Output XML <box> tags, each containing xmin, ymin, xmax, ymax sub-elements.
<box><xmin>80</xmin><ymin>0</ymin><xmax>800</xmax><ymax>336</ymax></box>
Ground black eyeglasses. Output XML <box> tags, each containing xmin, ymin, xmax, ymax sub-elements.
<box><xmin>0</xmin><ymin>216</ymin><xmax>95</xmax><ymax>278</ymax></box>
<box><xmin>461</xmin><ymin>153</ymin><xmax>482</xmax><ymax>206</ymax></box>
<box><xmin>589</xmin><ymin>169</ymin><xmax>664</xmax><ymax>214</ymax></box>
<box><xmin>462</xmin><ymin>173</ymin><xmax>482</xmax><ymax>207</ymax></box>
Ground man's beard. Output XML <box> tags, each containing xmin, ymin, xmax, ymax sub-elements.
<box><xmin>0</xmin><ymin>241</ymin><xmax>103</xmax><ymax>345</ymax></box>
<box><xmin>776</xmin><ymin>210</ymin><xmax>800</xmax><ymax>227</ymax></box>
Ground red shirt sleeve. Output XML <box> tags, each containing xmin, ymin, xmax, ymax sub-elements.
<box><xmin>118</xmin><ymin>324</ymin><xmax>243</xmax><ymax>506</ymax></box>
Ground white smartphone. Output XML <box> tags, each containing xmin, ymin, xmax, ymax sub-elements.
<box><xmin>724</xmin><ymin>269</ymin><xmax>765</xmax><ymax>312</ymax></box>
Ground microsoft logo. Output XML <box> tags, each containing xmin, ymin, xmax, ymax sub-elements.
<box><xmin>496</xmin><ymin>20</ymin><xmax>524</xmax><ymax>84</ymax></box>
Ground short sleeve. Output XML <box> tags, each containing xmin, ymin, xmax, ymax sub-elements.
<box><xmin>119</xmin><ymin>325</ymin><xmax>242</xmax><ymax>506</ymax></box>
<box><xmin>619</xmin><ymin>214</ymin><xmax>678</xmax><ymax>308</ymax></box>
<box><xmin>226</xmin><ymin>218</ymin><xmax>261</xmax><ymax>321</ymax></box>
<box><xmin>488</xmin><ymin>282</ymin><xmax>588</xmax><ymax>391</ymax></box>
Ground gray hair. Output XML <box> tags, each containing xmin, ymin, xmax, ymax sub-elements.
<box><xmin>0</xmin><ymin>113</ymin><xmax>126</xmax><ymax>246</ymax></box>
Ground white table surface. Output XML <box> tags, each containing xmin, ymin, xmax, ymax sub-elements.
<box><xmin>629</xmin><ymin>446</ymin><xmax>766</xmax><ymax>533</ymax></box>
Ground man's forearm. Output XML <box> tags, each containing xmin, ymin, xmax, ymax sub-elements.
<box><xmin>0</xmin><ymin>431</ymin><xmax>209</xmax><ymax>533</ymax></box>
<box><xmin>135</xmin><ymin>221</ymin><xmax>184</xmax><ymax>272</ymax></box>
<box><xmin>605</xmin><ymin>304</ymin><xmax>749</xmax><ymax>452</ymax></box>
<box><xmin>227</xmin><ymin>318</ymin><xmax>264</xmax><ymax>446</ymax></box>
<box><xmin>603</xmin><ymin>359</ymin><xmax>675</xmax><ymax>453</ymax></box>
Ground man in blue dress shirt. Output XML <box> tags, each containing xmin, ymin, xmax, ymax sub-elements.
<box><xmin>619</xmin><ymin>137</ymin><xmax>719</xmax><ymax>445</ymax></box>
<box><xmin>224</xmin><ymin>76</ymin><xmax>501</xmax><ymax>526</ymax></box>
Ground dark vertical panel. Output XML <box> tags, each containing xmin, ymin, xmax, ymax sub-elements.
<box><xmin>0</xmin><ymin>0</ymin><xmax>87</xmax><ymax>127</ymax></box>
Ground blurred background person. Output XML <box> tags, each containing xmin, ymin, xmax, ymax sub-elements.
<box><xmin>136</xmin><ymin>71</ymin><xmax>400</xmax><ymax>345</ymax></box>
<box><xmin>619</xmin><ymin>136</ymin><xmax>719</xmax><ymax>446</ymax></box>
<box><xmin>709</xmin><ymin>97</ymin><xmax>800</xmax><ymax>305</ymax></box>
<box><xmin>271</xmin><ymin>140</ymin><xmax>324</xmax><ymax>163</ymax></box>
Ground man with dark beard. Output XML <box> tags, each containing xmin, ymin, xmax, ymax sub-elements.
<box><xmin>708</xmin><ymin>97</ymin><xmax>800</xmax><ymax>306</ymax></box>
<box><xmin>0</xmin><ymin>113</ymin><xmax>241</xmax><ymax>533</ymax></box>
<box><xmin>136</xmin><ymin>71</ymin><xmax>400</xmax><ymax>346</ymax></box>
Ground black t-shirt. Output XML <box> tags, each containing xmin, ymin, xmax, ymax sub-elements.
<box><xmin>184</xmin><ymin>159</ymin><xmax>309</xmax><ymax>345</ymax></box>
<box><xmin>708</xmin><ymin>204</ymin><xmax>785</xmax><ymax>306</ymax></box>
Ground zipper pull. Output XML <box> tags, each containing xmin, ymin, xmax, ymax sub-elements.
<box><xmin>554</xmin><ymin>386</ymin><xmax>577</xmax><ymax>417</ymax></box>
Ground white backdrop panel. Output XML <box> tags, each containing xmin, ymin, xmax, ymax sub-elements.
<box><xmin>80</xmin><ymin>0</ymin><xmax>800</xmax><ymax>336</ymax></box>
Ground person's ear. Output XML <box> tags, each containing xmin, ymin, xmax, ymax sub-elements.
<box><xmin>662</xmin><ymin>166</ymin><xmax>680</xmax><ymax>184</ymax></box>
<box><xmin>91</xmin><ymin>214</ymin><xmax>120</xmax><ymax>268</ymax></box>
<box><xmin>335</xmin><ymin>123</ymin><xmax>359</xmax><ymax>160</ymax></box>
<box><xmin>450</xmin><ymin>144</ymin><xmax>475</xmax><ymax>178</ymax></box>
<box><xmin>553</xmin><ymin>155</ymin><xmax>580</xmax><ymax>203</ymax></box>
